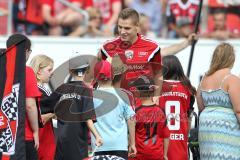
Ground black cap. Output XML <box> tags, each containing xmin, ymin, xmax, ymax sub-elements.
<box><xmin>130</xmin><ymin>75</ymin><xmax>155</xmax><ymax>91</ymax></box>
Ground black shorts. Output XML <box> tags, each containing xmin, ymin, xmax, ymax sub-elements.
<box><xmin>95</xmin><ymin>151</ymin><xmax>128</xmax><ymax>160</ymax></box>
<box><xmin>54</xmin><ymin>138</ymin><xmax>88</xmax><ymax>160</ymax></box>
<box><xmin>26</xmin><ymin>140</ymin><xmax>38</xmax><ymax>160</ymax></box>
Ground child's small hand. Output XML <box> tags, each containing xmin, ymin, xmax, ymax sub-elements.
<box><xmin>128</xmin><ymin>144</ymin><xmax>137</xmax><ymax>158</ymax></box>
<box><xmin>152</xmin><ymin>96</ymin><xmax>159</xmax><ymax>105</ymax></box>
<box><xmin>95</xmin><ymin>136</ymin><xmax>103</xmax><ymax>147</ymax></box>
<box><xmin>164</xmin><ymin>155</ymin><xmax>168</xmax><ymax>160</ymax></box>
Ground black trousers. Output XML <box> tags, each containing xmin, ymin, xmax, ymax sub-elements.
<box><xmin>26</xmin><ymin>140</ymin><xmax>38</xmax><ymax>160</ymax></box>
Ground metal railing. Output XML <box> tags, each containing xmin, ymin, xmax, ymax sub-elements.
<box><xmin>56</xmin><ymin>0</ymin><xmax>89</xmax><ymax>26</ymax></box>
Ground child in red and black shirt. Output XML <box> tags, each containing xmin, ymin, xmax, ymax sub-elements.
<box><xmin>129</xmin><ymin>75</ymin><xmax>169</xmax><ymax>160</ymax></box>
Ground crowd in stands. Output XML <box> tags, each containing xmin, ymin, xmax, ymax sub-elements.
<box><xmin>0</xmin><ymin>0</ymin><xmax>240</xmax><ymax>39</ymax></box>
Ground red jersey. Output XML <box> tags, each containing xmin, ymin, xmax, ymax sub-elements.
<box><xmin>41</xmin><ymin>0</ymin><xmax>55</xmax><ymax>16</ymax></box>
<box><xmin>16</xmin><ymin>0</ymin><xmax>43</xmax><ymax>25</ymax></box>
<box><xmin>159</xmin><ymin>80</ymin><xmax>192</xmax><ymax>160</ymax></box>
<box><xmin>25</xmin><ymin>66</ymin><xmax>41</xmax><ymax>141</ymax></box>
<box><xmin>69</xmin><ymin>0</ymin><xmax>91</xmax><ymax>8</ymax></box>
<box><xmin>101</xmin><ymin>34</ymin><xmax>161</xmax><ymax>91</ymax></box>
<box><xmin>132</xmin><ymin>104</ymin><xmax>169</xmax><ymax>160</ymax></box>
<box><xmin>18</xmin><ymin>0</ymin><xmax>44</xmax><ymax>25</ymax></box>
<box><xmin>167</xmin><ymin>0</ymin><xmax>199</xmax><ymax>29</ymax></box>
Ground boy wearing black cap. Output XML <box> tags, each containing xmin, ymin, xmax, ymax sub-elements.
<box><xmin>129</xmin><ymin>75</ymin><xmax>169</xmax><ymax>160</ymax></box>
<box><xmin>54</xmin><ymin>58</ymin><xmax>103</xmax><ymax>160</ymax></box>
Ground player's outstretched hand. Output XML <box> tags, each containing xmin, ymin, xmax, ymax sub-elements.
<box><xmin>95</xmin><ymin>136</ymin><xmax>103</xmax><ymax>147</ymax></box>
<box><xmin>128</xmin><ymin>144</ymin><xmax>137</xmax><ymax>158</ymax></box>
<box><xmin>187</xmin><ymin>33</ymin><xmax>199</xmax><ymax>45</ymax></box>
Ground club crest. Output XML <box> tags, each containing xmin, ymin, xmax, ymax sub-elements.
<box><xmin>125</xmin><ymin>50</ymin><xmax>134</xmax><ymax>60</ymax></box>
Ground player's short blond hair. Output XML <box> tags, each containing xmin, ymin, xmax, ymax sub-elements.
<box><xmin>207</xmin><ymin>43</ymin><xmax>235</xmax><ymax>76</ymax></box>
<box><xmin>118</xmin><ymin>8</ymin><xmax>139</xmax><ymax>25</ymax></box>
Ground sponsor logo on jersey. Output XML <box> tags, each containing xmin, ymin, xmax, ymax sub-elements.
<box><xmin>128</xmin><ymin>65</ymin><xmax>145</xmax><ymax>70</ymax></box>
<box><xmin>138</xmin><ymin>51</ymin><xmax>148</xmax><ymax>57</ymax></box>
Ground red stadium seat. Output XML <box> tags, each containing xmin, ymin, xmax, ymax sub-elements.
<box><xmin>227</xmin><ymin>13</ymin><xmax>240</xmax><ymax>31</ymax></box>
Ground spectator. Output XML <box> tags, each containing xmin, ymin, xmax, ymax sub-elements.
<box><xmin>70</xmin><ymin>7</ymin><xmax>112</xmax><ymax>37</ymax></box>
<box><xmin>139</xmin><ymin>13</ymin><xmax>157</xmax><ymax>38</ymax></box>
<box><xmin>166</xmin><ymin>0</ymin><xmax>199</xmax><ymax>38</ymax></box>
<box><xmin>12</xmin><ymin>0</ymin><xmax>44</xmax><ymax>35</ymax></box>
<box><xmin>56</xmin><ymin>0</ymin><xmax>85</xmax><ymax>35</ymax></box>
<box><xmin>160</xmin><ymin>55</ymin><xmax>196</xmax><ymax>160</ymax></box>
<box><xmin>29</xmin><ymin>55</ymin><xmax>57</xmax><ymax>160</ymax></box>
<box><xmin>7</xmin><ymin>34</ymin><xmax>41</xmax><ymax>159</ymax></box>
<box><xmin>201</xmin><ymin>9</ymin><xmax>240</xmax><ymax>40</ymax></box>
<box><xmin>85</xmin><ymin>0</ymin><xmax>122</xmax><ymax>35</ymax></box>
<box><xmin>92</xmin><ymin>60</ymin><xmax>136</xmax><ymax>159</ymax></box>
<box><xmin>207</xmin><ymin>0</ymin><xmax>240</xmax><ymax>34</ymax></box>
<box><xmin>41</xmin><ymin>0</ymin><xmax>62</xmax><ymax>35</ymax></box>
<box><xmin>196</xmin><ymin>43</ymin><xmax>240</xmax><ymax>159</ymax></box>
<box><xmin>12</xmin><ymin>0</ymin><xmax>23</xmax><ymax>33</ymax></box>
<box><xmin>125</xmin><ymin>0</ymin><xmax>162</xmax><ymax>36</ymax></box>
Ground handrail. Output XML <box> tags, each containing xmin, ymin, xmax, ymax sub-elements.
<box><xmin>7</xmin><ymin>0</ymin><xmax>13</xmax><ymax>36</ymax></box>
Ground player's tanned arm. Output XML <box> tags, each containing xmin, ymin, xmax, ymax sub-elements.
<box><xmin>161</xmin><ymin>33</ymin><xmax>198</xmax><ymax>57</ymax></box>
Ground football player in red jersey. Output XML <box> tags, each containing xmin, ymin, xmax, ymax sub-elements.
<box><xmin>129</xmin><ymin>75</ymin><xmax>169</xmax><ymax>160</ymax></box>
<box><xmin>99</xmin><ymin>8</ymin><xmax>198</xmax><ymax>95</ymax></box>
<box><xmin>159</xmin><ymin>55</ymin><xmax>196</xmax><ymax>160</ymax></box>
